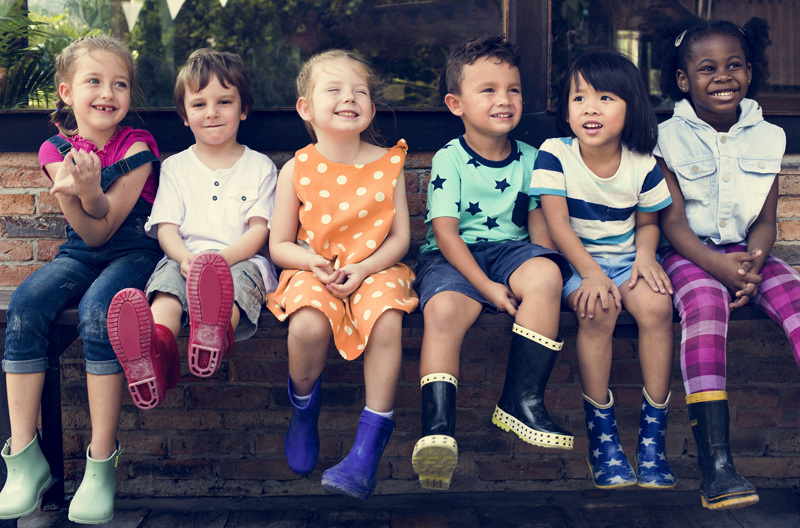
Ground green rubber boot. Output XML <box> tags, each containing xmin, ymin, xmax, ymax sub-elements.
<box><xmin>68</xmin><ymin>442</ymin><xmax>124</xmax><ymax>524</ymax></box>
<box><xmin>0</xmin><ymin>435</ymin><xmax>54</xmax><ymax>519</ymax></box>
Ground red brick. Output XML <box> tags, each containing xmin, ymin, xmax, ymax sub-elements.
<box><xmin>139</xmin><ymin>409</ymin><xmax>223</xmax><ymax>431</ymax></box>
<box><xmin>404</xmin><ymin>170</ymin><xmax>421</xmax><ymax>193</ymax></box>
<box><xmin>0</xmin><ymin>167</ymin><xmax>50</xmax><ymax>188</ymax></box>
<box><xmin>170</xmin><ymin>432</ymin><xmax>253</xmax><ymax>456</ymax></box>
<box><xmin>405</xmin><ymin>152</ymin><xmax>434</xmax><ymax>169</ymax></box>
<box><xmin>728</xmin><ymin>387</ymin><xmax>780</xmax><ymax>409</ymax></box>
<box><xmin>131</xmin><ymin>459</ymin><xmax>214</xmax><ymax>480</ymax></box>
<box><xmin>0</xmin><ymin>240</ymin><xmax>33</xmax><ymax>261</ymax></box>
<box><xmin>217</xmin><ymin>458</ymin><xmax>301</xmax><ymax>480</ymax></box>
<box><xmin>0</xmin><ymin>193</ymin><xmax>35</xmax><ymax>215</ymax></box>
<box><xmin>36</xmin><ymin>239</ymin><xmax>63</xmax><ymax>262</ymax></box>
<box><xmin>735</xmin><ymin>408</ymin><xmax>800</xmax><ymax>429</ymax></box>
<box><xmin>185</xmin><ymin>385</ymin><xmax>272</xmax><ymax>409</ymax></box>
<box><xmin>122</xmin><ymin>433</ymin><xmax>169</xmax><ymax>456</ymax></box>
<box><xmin>37</xmin><ymin>191</ymin><xmax>62</xmax><ymax>213</ymax></box>
<box><xmin>733</xmin><ymin>456</ymin><xmax>800</xmax><ymax>478</ymax></box>
<box><xmin>778</xmin><ymin>220</ymin><xmax>800</xmax><ymax>241</ymax></box>
<box><xmin>779</xmin><ymin>174</ymin><xmax>800</xmax><ymax>195</ymax></box>
<box><xmin>476</xmin><ymin>458</ymin><xmax>564</xmax><ymax>480</ymax></box>
<box><xmin>0</xmin><ymin>152</ymin><xmax>39</xmax><ymax>168</ymax></box>
<box><xmin>777</xmin><ymin>196</ymin><xmax>800</xmax><ymax>217</ymax></box>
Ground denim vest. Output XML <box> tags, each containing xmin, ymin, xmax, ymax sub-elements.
<box><xmin>657</xmin><ymin>99</ymin><xmax>785</xmax><ymax>245</ymax></box>
<box><xmin>48</xmin><ymin>135</ymin><xmax>162</xmax><ymax>257</ymax></box>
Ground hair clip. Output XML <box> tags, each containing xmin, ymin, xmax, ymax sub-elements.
<box><xmin>738</xmin><ymin>27</ymin><xmax>746</xmax><ymax>36</ymax></box>
<box><xmin>674</xmin><ymin>30</ymin><xmax>687</xmax><ymax>48</ymax></box>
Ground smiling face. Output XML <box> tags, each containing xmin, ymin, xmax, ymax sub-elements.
<box><xmin>677</xmin><ymin>32</ymin><xmax>751</xmax><ymax>131</ymax></box>
<box><xmin>183</xmin><ymin>74</ymin><xmax>246</xmax><ymax>150</ymax></box>
<box><xmin>297</xmin><ymin>58</ymin><xmax>375</xmax><ymax>140</ymax></box>
<box><xmin>566</xmin><ymin>73</ymin><xmax>627</xmax><ymax>155</ymax></box>
<box><xmin>445</xmin><ymin>57</ymin><xmax>522</xmax><ymax>142</ymax></box>
<box><xmin>58</xmin><ymin>50</ymin><xmax>131</xmax><ymax>144</ymax></box>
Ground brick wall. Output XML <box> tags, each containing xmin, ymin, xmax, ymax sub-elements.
<box><xmin>1</xmin><ymin>150</ymin><xmax>799</xmax><ymax>497</ymax></box>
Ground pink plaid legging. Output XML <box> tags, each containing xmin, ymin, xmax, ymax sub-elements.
<box><xmin>660</xmin><ymin>244</ymin><xmax>800</xmax><ymax>394</ymax></box>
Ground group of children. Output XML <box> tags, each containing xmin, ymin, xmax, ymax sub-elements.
<box><xmin>1</xmin><ymin>9</ymin><xmax>799</xmax><ymax>524</ymax></box>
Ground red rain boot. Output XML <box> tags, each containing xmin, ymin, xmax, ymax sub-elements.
<box><xmin>108</xmin><ymin>289</ymin><xmax>180</xmax><ymax>409</ymax></box>
<box><xmin>186</xmin><ymin>252</ymin><xmax>235</xmax><ymax>377</ymax></box>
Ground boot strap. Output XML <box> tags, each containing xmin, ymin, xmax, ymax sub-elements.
<box><xmin>512</xmin><ymin>324</ymin><xmax>562</xmax><ymax>351</ymax></box>
<box><xmin>686</xmin><ymin>390</ymin><xmax>727</xmax><ymax>405</ymax></box>
<box><xmin>420</xmin><ymin>373</ymin><xmax>457</xmax><ymax>389</ymax></box>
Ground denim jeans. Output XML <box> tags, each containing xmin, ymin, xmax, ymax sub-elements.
<box><xmin>3</xmin><ymin>224</ymin><xmax>161</xmax><ymax>375</ymax></box>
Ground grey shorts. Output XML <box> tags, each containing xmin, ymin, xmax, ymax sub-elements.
<box><xmin>145</xmin><ymin>256</ymin><xmax>266</xmax><ymax>341</ymax></box>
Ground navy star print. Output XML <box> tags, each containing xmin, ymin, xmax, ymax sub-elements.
<box><xmin>467</xmin><ymin>157</ymin><xmax>481</xmax><ymax>168</ymax></box>
<box><xmin>431</xmin><ymin>175</ymin><xmax>446</xmax><ymax>190</ymax></box>
<box><xmin>483</xmin><ymin>216</ymin><xmax>499</xmax><ymax>230</ymax></box>
<box><xmin>466</xmin><ymin>202</ymin><xmax>482</xmax><ymax>216</ymax></box>
<box><xmin>495</xmin><ymin>179</ymin><xmax>510</xmax><ymax>192</ymax></box>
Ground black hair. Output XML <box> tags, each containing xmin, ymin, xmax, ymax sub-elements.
<box><xmin>649</xmin><ymin>12</ymin><xmax>771</xmax><ymax>102</ymax></box>
<box><xmin>444</xmin><ymin>35</ymin><xmax>520</xmax><ymax>96</ymax></box>
<box><xmin>556</xmin><ymin>50</ymin><xmax>657</xmax><ymax>154</ymax></box>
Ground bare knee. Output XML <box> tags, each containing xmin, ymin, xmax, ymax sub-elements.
<box><xmin>423</xmin><ymin>292</ymin><xmax>480</xmax><ymax>335</ymax></box>
<box><xmin>288</xmin><ymin>307</ymin><xmax>331</xmax><ymax>349</ymax></box>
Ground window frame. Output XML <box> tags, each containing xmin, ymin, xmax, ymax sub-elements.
<box><xmin>1</xmin><ymin>0</ymin><xmax>798</xmax><ymax>153</ymax></box>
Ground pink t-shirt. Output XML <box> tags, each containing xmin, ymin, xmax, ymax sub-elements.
<box><xmin>38</xmin><ymin>126</ymin><xmax>159</xmax><ymax>204</ymax></box>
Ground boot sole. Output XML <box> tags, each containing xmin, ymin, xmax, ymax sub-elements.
<box><xmin>412</xmin><ymin>435</ymin><xmax>458</xmax><ymax>490</ymax></box>
<box><xmin>492</xmin><ymin>406</ymin><xmax>574</xmax><ymax>450</ymax></box>
<box><xmin>108</xmin><ymin>289</ymin><xmax>164</xmax><ymax>409</ymax></box>
<box><xmin>0</xmin><ymin>475</ymin><xmax>55</xmax><ymax>520</ymax></box>
<box><xmin>186</xmin><ymin>253</ymin><xmax>234</xmax><ymax>377</ymax></box>
<box><xmin>701</xmin><ymin>490</ymin><xmax>760</xmax><ymax>510</ymax></box>
<box><xmin>320</xmin><ymin>475</ymin><xmax>374</xmax><ymax>501</ymax></box>
<box><xmin>587</xmin><ymin>458</ymin><xmax>637</xmax><ymax>489</ymax></box>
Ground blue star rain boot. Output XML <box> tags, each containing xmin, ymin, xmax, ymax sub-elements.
<box><xmin>583</xmin><ymin>390</ymin><xmax>636</xmax><ymax>488</ymax></box>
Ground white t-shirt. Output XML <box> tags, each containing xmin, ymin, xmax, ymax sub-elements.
<box><xmin>145</xmin><ymin>145</ymin><xmax>279</xmax><ymax>291</ymax></box>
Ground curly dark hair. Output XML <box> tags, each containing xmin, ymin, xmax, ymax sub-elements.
<box><xmin>649</xmin><ymin>12</ymin><xmax>772</xmax><ymax>102</ymax></box>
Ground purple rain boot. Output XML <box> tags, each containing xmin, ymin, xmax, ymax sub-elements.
<box><xmin>284</xmin><ymin>376</ymin><xmax>321</xmax><ymax>475</ymax></box>
<box><xmin>321</xmin><ymin>409</ymin><xmax>395</xmax><ymax>500</ymax></box>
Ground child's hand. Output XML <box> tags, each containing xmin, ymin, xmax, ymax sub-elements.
<box><xmin>730</xmin><ymin>280</ymin><xmax>760</xmax><ymax>310</ymax></box>
<box><xmin>713</xmin><ymin>250</ymin><xmax>762</xmax><ymax>296</ymax></box>
<box><xmin>483</xmin><ymin>282</ymin><xmax>519</xmax><ymax>317</ymax></box>
<box><xmin>573</xmin><ymin>274</ymin><xmax>621</xmax><ymax>319</ymax></box>
<box><xmin>326</xmin><ymin>263</ymin><xmax>368</xmax><ymax>299</ymax></box>
<box><xmin>51</xmin><ymin>149</ymin><xmax>102</xmax><ymax>199</ymax></box>
<box><xmin>309</xmin><ymin>255</ymin><xmax>339</xmax><ymax>284</ymax></box>
<box><xmin>629</xmin><ymin>255</ymin><xmax>673</xmax><ymax>295</ymax></box>
<box><xmin>180</xmin><ymin>253</ymin><xmax>196</xmax><ymax>279</ymax></box>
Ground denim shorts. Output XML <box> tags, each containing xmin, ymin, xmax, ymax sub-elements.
<box><xmin>414</xmin><ymin>240</ymin><xmax>571</xmax><ymax>312</ymax></box>
<box><xmin>561</xmin><ymin>252</ymin><xmax>638</xmax><ymax>303</ymax></box>
<box><xmin>145</xmin><ymin>255</ymin><xmax>266</xmax><ymax>341</ymax></box>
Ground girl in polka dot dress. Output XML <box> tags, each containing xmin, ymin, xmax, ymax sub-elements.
<box><xmin>267</xmin><ymin>50</ymin><xmax>418</xmax><ymax>500</ymax></box>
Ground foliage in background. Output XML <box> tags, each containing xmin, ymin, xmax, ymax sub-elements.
<box><xmin>0</xmin><ymin>0</ymin><xmax>102</xmax><ymax>109</ymax></box>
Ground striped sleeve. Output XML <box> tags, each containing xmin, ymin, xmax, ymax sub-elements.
<box><xmin>636</xmin><ymin>161</ymin><xmax>673</xmax><ymax>212</ymax></box>
<box><xmin>530</xmin><ymin>140</ymin><xmax>567</xmax><ymax>198</ymax></box>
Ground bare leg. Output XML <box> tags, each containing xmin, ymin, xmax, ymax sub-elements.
<box><xmin>287</xmin><ymin>307</ymin><xmax>331</xmax><ymax>396</ymax></box>
<box><xmin>6</xmin><ymin>372</ymin><xmax>45</xmax><ymax>455</ymax></box>
<box><xmin>86</xmin><ymin>372</ymin><xmax>124</xmax><ymax>459</ymax></box>
<box><xmin>570</xmin><ymin>291</ymin><xmax>619</xmax><ymax>404</ymax></box>
<box><xmin>621</xmin><ymin>283</ymin><xmax>674</xmax><ymax>404</ymax></box>
<box><xmin>362</xmin><ymin>310</ymin><xmax>404</xmax><ymax>413</ymax></box>
<box><xmin>508</xmin><ymin>257</ymin><xmax>562</xmax><ymax>339</ymax></box>
<box><xmin>150</xmin><ymin>292</ymin><xmax>183</xmax><ymax>338</ymax></box>
<box><xmin>419</xmin><ymin>292</ymin><xmax>482</xmax><ymax>378</ymax></box>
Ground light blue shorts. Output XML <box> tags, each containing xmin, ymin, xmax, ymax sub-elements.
<box><xmin>561</xmin><ymin>252</ymin><xmax>637</xmax><ymax>303</ymax></box>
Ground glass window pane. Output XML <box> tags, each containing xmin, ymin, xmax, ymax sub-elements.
<box><xmin>23</xmin><ymin>0</ymin><xmax>503</xmax><ymax>109</ymax></box>
<box><xmin>550</xmin><ymin>0</ymin><xmax>800</xmax><ymax>113</ymax></box>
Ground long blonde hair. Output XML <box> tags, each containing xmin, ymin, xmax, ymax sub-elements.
<box><xmin>49</xmin><ymin>35</ymin><xmax>136</xmax><ymax>137</ymax></box>
<box><xmin>296</xmin><ymin>49</ymin><xmax>384</xmax><ymax>145</ymax></box>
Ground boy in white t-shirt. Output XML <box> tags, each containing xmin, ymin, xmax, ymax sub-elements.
<box><xmin>106</xmin><ymin>49</ymin><xmax>278</xmax><ymax>409</ymax></box>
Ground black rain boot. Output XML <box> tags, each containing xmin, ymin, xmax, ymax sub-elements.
<box><xmin>411</xmin><ymin>373</ymin><xmax>458</xmax><ymax>490</ymax></box>
<box><xmin>687</xmin><ymin>390</ymin><xmax>759</xmax><ymax>510</ymax></box>
<box><xmin>492</xmin><ymin>324</ymin><xmax>573</xmax><ymax>449</ymax></box>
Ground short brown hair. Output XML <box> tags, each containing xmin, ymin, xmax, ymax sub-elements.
<box><xmin>445</xmin><ymin>35</ymin><xmax>520</xmax><ymax>96</ymax></box>
<box><xmin>174</xmin><ymin>49</ymin><xmax>254</xmax><ymax>122</ymax></box>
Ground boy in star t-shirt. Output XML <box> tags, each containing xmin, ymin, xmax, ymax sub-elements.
<box><xmin>410</xmin><ymin>36</ymin><xmax>573</xmax><ymax>492</ymax></box>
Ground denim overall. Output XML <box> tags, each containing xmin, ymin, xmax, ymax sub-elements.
<box><xmin>2</xmin><ymin>136</ymin><xmax>163</xmax><ymax>375</ymax></box>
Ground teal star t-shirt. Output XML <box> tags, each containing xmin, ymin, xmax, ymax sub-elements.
<box><xmin>420</xmin><ymin>136</ymin><xmax>539</xmax><ymax>253</ymax></box>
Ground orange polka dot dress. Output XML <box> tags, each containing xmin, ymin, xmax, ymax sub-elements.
<box><xmin>267</xmin><ymin>140</ymin><xmax>418</xmax><ymax>360</ymax></box>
